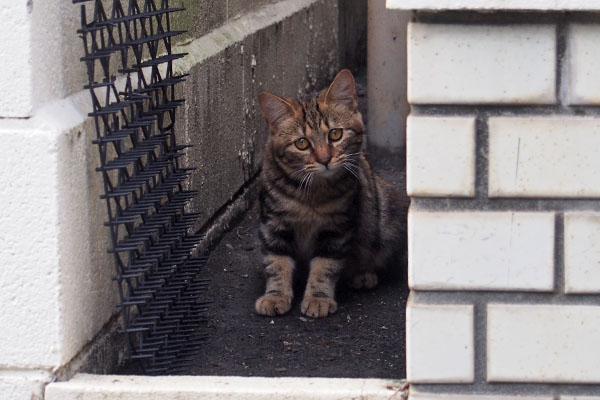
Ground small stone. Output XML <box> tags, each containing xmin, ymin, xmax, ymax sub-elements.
<box><xmin>275</xmin><ymin>367</ymin><xmax>287</xmax><ymax>372</ymax></box>
<box><xmin>299</xmin><ymin>317</ymin><xmax>308</xmax><ymax>322</ymax></box>
<box><xmin>270</xmin><ymin>320</ymin><xmax>275</xmax><ymax>325</ymax></box>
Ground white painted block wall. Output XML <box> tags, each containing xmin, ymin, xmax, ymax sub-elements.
<box><xmin>0</xmin><ymin>2</ymin><xmax>121</xmax><ymax>399</ymax></box>
<box><xmin>394</xmin><ymin>1</ymin><xmax>600</xmax><ymax>398</ymax></box>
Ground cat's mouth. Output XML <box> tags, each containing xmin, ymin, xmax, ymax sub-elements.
<box><xmin>314</xmin><ymin>163</ymin><xmax>341</xmax><ymax>178</ymax></box>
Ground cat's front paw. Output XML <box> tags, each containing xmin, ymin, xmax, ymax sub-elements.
<box><xmin>301</xmin><ymin>296</ymin><xmax>337</xmax><ymax>318</ymax></box>
<box><xmin>350</xmin><ymin>272</ymin><xmax>378</xmax><ymax>289</ymax></box>
<box><xmin>255</xmin><ymin>293</ymin><xmax>292</xmax><ymax>316</ymax></box>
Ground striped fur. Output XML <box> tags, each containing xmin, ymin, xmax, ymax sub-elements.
<box><xmin>255</xmin><ymin>70</ymin><xmax>403</xmax><ymax>318</ymax></box>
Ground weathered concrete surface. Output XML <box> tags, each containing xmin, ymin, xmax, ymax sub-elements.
<box><xmin>46</xmin><ymin>374</ymin><xmax>407</xmax><ymax>400</ymax></box>
<box><xmin>175</xmin><ymin>0</ymin><xmax>342</xmax><ymax>233</ymax></box>
<box><xmin>367</xmin><ymin>0</ymin><xmax>410</xmax><ymax>153</ymax></box>
<box><xmin>174</xmin><ymin>0</ymin><xmax>281</xmax><ymax>42</ymax></box>
<box><xmin>339</xmin><ymin>0</ymin><xmax>368</xmax><ymax>74</ymax></box>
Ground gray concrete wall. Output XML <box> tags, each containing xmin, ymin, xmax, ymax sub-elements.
<box><xmin>173</xmin><ymin>0</ymin><xmax>281</xmax><ymax>42</ymax></box>
<box><xmin>338</xmin><ymin>0</ymin><xmax>368</xmax><ymax>75</ymax></box>
<box><xmin>174</xmin><ymin>0</ymin><xmax>365</xmax><ymax>236</ymax></box>
<box><xmin>367</xmin><ymin>0</ymin><xmax>410</xmax><ymax>154</ymax></box>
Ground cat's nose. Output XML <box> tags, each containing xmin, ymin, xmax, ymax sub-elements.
<box><xmin>317</xmin><ymin>153</ymin><xmax>331</xmax><ymax>166</ymax></box>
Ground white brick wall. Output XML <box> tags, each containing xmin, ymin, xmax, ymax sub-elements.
<box><xmin>405</xmin><ymin>7</ymin><xmax>600</xmax><ymax>399</ymax></box>
<box><xmin>408</xmin><ymin>210</ymin><xmax>555</xmax><ymax>291</ymax></box>
<box><xmin>406</xmin><ymin>300</ymin><xmax>474</xmax><ymax>383</ymax></box>
<box><xmin>564</xmin><ymin>212</ymin><xmax>600</xmax><ymax>293</ymax></box>
<box><xmin>410</xmin><ymin>392</ymin><xmax>552</xmax><ymax>400</ymax></box>
<box><xmin>488</xmin><ymin>117</ymin><xmax>600</xmax><ymax>197</ymax></box>
<box><xmin>407</xmin><ymin>116</ymin><xmax>476</xmax><ymax>197</ymax></box>
<box><xmin>567</xmin><ymin>24</ymin><xmax>600</xmax><ymax>105</ymax></box>
<box><xmin>488</xmin><ymin>304</ymin><xmax>600</xmax><ymax>383</ymax></box>
<box><xmin>408</xmin><ymin>23</ymin><xmax>556</xmax><ymax>104</ymax></box>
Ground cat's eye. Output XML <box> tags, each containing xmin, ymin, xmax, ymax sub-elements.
<box><xmin>295</xmin><ymin>138</ymin><xmax>311</xmax><ymax>150</ymax></box>
<box><xmin>328</xmin><ymin>128</ymin><xmax>343</xmax><ymax>141</ymax></box>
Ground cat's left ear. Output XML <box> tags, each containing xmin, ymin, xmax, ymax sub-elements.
<box><xmin>258</xmin><ymin>92</ymin><xmax>298</xmax><ymax>132</ymax></box>
<box><xmin>323</xmin><ymin>69</ymin><xmax>357</xmax><ymax>112</ymax></box>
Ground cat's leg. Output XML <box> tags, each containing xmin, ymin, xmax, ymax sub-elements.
<box><xmin>350</xmin><ymin>271</ymin><xmax>378</xmax><ymax>289</ymax></box>
<box><xmin>301</xmin><ymin>257</ymin><xmax>343</xmax><ymax>318</ymax></box>
<box><xmin>344</xmin><ymin>256</ymin><xmax>379</xmax><ymax>290</ymax></box>
<box><xmin>255</xmin><ymin>254</ymin><xmax>295</xmax><ymax>316</ymax></box>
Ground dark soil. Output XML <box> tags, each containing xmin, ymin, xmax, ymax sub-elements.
<box><xmin>179</xmin><ymin>152</ymin><xmax>409</xmax><ymax>379</ymax></box>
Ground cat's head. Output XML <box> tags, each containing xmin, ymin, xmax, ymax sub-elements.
<box><xmin>258</xmin><ymin>70</ymin><xmax>364</xmax><ymax>180</ymax></box>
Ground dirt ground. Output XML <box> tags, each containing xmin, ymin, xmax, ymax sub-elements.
<box><xmin>177</xmin><ymin>151</ymin><xmax>409</xmax><ymax>379</ymax></box>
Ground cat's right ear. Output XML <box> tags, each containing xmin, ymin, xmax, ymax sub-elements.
<box><xmin>258</xmin><ymin>92</ymin><xmax>297</xmax><ymax>132</ymax></box>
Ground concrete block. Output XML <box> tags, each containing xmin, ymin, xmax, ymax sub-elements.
<box><xmin>408</xmin><ymin>210</ymin><xmax>555</xmax><ymax>291</ymax></box>
<box><xmin>489</xmin><ymin>117</ymin><xmax>600</xmax><ymax>198</ymax></box>
<box><xmin>0</xmin><ymin>370</ymin><xmax>52</xmax><ymax>400</ymax></box>
<box><xmin>564</xmin><ymin>213</ymin><xmax>600</xmax><ymax>293</ymax></box>
<box><xmin>0</xmin><ymin>124</ymin><xmax>64</xmax><ymax>367</ymax></box>
<box><xmin>407</xmin><ymin>300</ymin><xmax>474</xmax><ymax>383</ymax></box>
<box><xmin>408</xmin><ymin>23</ymin><xmax>556</xmax><ymax>104</ymax></box>
<box><xmin>410</xmin><ymin>391</ymin><xmax>552</xmax><ymax>400</ymax></box>
<box><xmin>567</xmin><ymin>24</ymin><xmax>600</xmax><ymax>105</ymax></box>
<box><xmin>407</xmin><ymin>115</ymin><xmax>476</xmax><ymax>197</ymax></box>
<box><xmin>0</xmin><ymin>1</ymin><xmax>33</xmax><ymax>116</ymax></box>
<box><xmin>0</xmin><ymin>94</ymin><xmax>117</xmax><ymax>369</ymax></box>
<box><xmin>488</xmin><ymin>304</ymin><xmax>600</xmax><ymax>383</ymax></box>
<box><xmin>46</xmin><ymin>374</ymin><xmax>403</xmax><ymax>400</ymax></box>
<box><xmin>0</xmin><ymin>1</ymin><xmax>88</xmax><ymax>116</ymax></box>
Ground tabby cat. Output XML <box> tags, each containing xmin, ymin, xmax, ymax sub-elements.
<box><xmin>255</xmin><ymin>69</ymin><xmax>403</xmax><ymax>318</ymax></box>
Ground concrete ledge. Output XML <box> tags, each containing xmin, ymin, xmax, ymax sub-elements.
<box><xmin>173</xmin><ymin>0</ymin><xmax>322</xmax><ymax>74</ymax></box>
<box><xmin>387</xmin><ymin>0</ymin><xmax>600</xmax><ymax>10</ymax></box>
<box><xmin>46</xmin><ymin>374</ymin><xmax>407</xmax><ymax>400</ymax></box>
<box><xmin>0</xmin><ymin>370</ymin><xmax>52</xmax><ymax>400</ymax></box>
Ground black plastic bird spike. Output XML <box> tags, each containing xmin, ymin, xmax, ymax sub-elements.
<box><xmin>74</xmin><ymin>0</ymin><xmax>210</xmax><ymax>375</ymax></box>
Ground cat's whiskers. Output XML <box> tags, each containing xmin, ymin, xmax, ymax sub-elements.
<box><xmin>343</xmin><ymin>160</ymin><xmax>362</xmax><ymax>181</ymax></box>
<box><xmin>298</xmin><ymin>171</ymin><xmax>311</xmax><ymax>195</ymax></box>
<box><xmin>343</xmin><ymin>166</ymin><xmax>359</xmax><ymax>180</ymax></box>
<box><xmin>306</xmin><ymin>172</ymin><xmax>315</xmax><ymax>195</ymax></box>
<box><xmin>290</xmin><ymin>167</ymin><xmax>308</xmax><ymax>179</ymax></box>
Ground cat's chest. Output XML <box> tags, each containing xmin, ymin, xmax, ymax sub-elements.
<box><xmin>281</xmin><ymin>194</ymin><xmax>354</xmax><ymax>258</ymax></box>
<box><xmin>292</xmin><ymin>219</ymin><xmax>322</xmax><ymax>257</ymax></box>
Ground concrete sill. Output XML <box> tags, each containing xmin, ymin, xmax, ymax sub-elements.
<box><xmin>46</xmin><ymin>374</ymin><xmax>407</xmax><ymax>400</ymax></box>
<box><xmin>387</xmin><ymin>0</ymin><xmax>600</xmax><ymax>11</ymax></box>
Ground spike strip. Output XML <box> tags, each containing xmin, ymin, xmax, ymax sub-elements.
<box><xmin>74</xmin><ymin>0</ymin><xmax>210</xmax><ymax>374</ymax></box>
